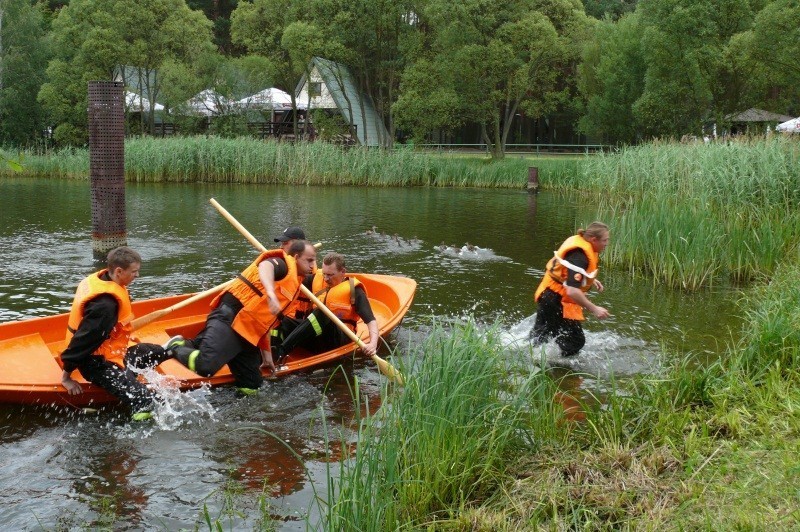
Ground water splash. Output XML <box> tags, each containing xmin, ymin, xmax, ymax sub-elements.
<box><xmin>127</xmin><ymin>366</ymin><xmax>217</xmax><ymax>432</ymax></box>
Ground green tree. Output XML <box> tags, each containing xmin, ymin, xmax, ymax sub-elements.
<box><xmin>38</xmin><ymin>0</ymin><xmax>214</xmax><ymax>145</ymax></box>
<box><xmin>395</xmin><ymin>0</ymin><xmax>588</xmax><ymax>158</ymax></box>
<box><xmin>741</xmin><ymin>0</ymin><xmax>800</xmax><ymax>114</ymax></box>
<box><xmin>577</xmin><ymin>14</ymin><xmax>646</xmax><ymax>143</ymax></box>
<box><xmin>231</xmin><ymin>0</ymin><xmax>325</xmax><ymax>139</ymax></box>
<box><xmin>0</xmin><ymin>0</ymin><xmax>50</xmax><ymax>146</ymax></box>
<box><xmin>632</xmin><ymin>0</ymin><xmax>757</xmax><ymax>137</ymax></box>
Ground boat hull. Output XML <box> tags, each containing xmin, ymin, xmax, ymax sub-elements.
<box><xmin>0</xmin><ymin>273</ymin><xmax>416</xmax><ymax>407</ymax></box>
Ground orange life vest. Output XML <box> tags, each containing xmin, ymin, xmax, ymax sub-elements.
<box><xmin>318</xmin><ymin>276</ymin><xmax>364</xmax><ymax>331</ymax></box>
<box><xmin>289</xmin><ymin>270</ymin><xmax>325</xmax><ymax>320</ymax></box>
<box><xmin>211</xmin><ymin>250</ymin><xmax>300</xmax><ymax>348</ymax></box>
<box><xmin>534</xmin><ymin>234</ymin><xmax>599</xmax><ymax>321</ymax></box>
<box><xmin>65</xmin><ymin>269</ymin><xmax>134</xmax><ymax>366</ymax></box>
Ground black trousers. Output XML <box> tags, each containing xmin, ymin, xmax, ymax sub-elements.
<box><xmin>186</xmin><ymin>303</ymin><xmax>263</xmax><ymax>389</ymax></box>
<box><xmin>274</xmin><ymin>310</ymin><xmax>349</xmax><ymax>361</ymax></box>
<box><xmin>78</xmin><ymin>343</ymin><xmax>169</xmax><ymax>412</ymax></box>
<box><xmin>531</xmin><ymin>288</ymin><xmax>585</xmax><ymax>357</ymax></box>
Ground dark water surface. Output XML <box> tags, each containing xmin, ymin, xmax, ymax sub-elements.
<box><xmin>0</xmin><ymin>177</ymin><xmax>742</xmax><ymax>529</ymax></box>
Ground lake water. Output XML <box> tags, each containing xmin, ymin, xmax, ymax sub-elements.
<box><xmin>0</xmin><ymin>177</ymin><xmax>743</xmax><ymax>528</ymax></box>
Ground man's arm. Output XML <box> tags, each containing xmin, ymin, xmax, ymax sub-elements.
<box><xmin>353</xmin><ymin>286</ymin><xmax>379</xmax><ymax>356</ymax></box>
<box><xmin>60</xmin><ymin>295</ymin><xmax>118</xmax><ymax>393</ymax></box>
<box><xmin>562</xmin><ymin>249</ymin><xmax>609</xmax><ymax>319</ymax></box>
<box><xmin>257</xmin><ymin>257</ymin><xmax>288</xmax><ymax>315</ymax></box>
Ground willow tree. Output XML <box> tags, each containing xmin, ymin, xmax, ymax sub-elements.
<box><xmin>38</xmin><ymin>0</ymin><xmax>214</xmax><ymax>145</ymax></box>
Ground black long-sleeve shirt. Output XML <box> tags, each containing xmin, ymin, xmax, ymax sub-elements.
<box><xmin>60</xmin><ymin>294</ymin><xmax>119</xmax><ymax>372</ymax></box>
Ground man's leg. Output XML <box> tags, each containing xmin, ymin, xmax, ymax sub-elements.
<box><xmin>125</xmin><ymin>343</ymin><xmax>171</xmax><ymax>370</ymax></box>
<box><xmin>554</xmin><ymin>319</ymin><xmax>585</xmax><ymax>357</ymax></box>
<box><xmin>530</xmin><ymin>289</ymin><xmax>561</xmax><ymax>345</ymax></box>
<box><xmin>78</xmin><ymin>356</ymin><xmax>155</xmax><ymax>414</ymax></box>
<box><xmin>271</xmin><ymin>310</ymin><xmax>330</xmax><ymax>362</ymax></box>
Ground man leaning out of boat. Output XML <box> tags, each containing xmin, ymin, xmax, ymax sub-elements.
<box><xmin>164</xmin><ymin>239</ymin><xmax>318</xmax><ymax>395</ymax></box>
<box><xmin>269</xmin><ymin>252</ymin><xmax>379</xmax><ymax>364</ymax></box>
<box><xmin>60</xmin><ymin>246</ymin><xmax>173</xmax><ymax>421</ymax></box>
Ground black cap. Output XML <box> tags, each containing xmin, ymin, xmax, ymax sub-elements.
<box><xmin>274</xmin><ymin>226</ymin><xmax>306</xmax><ymax>242</ymax></box>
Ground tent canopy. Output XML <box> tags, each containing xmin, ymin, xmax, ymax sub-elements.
<box><xmin>237</xmin><ymin>88</ymin><xmax>304</xmax><ymax>110</ymax></box>
<box><xmin>185</xmin><ymin>89</ymin><xmax>230</xmax><ymax>116</ymax></box>
<box><xmin>125</xmin><ymin>90</ymin><xmax>164</xmax><ymax>111</ymax></box>
<box><xmin>776</xmin><ymin>116</ymin><xmax>800</xmax><ymax>133</ymax></box>
<box><xmin>725</xmin><ymin>108</ymin><xmax>793</xmax><ymax>123</ymax></box>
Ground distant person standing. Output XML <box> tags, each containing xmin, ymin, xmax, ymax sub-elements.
<box><xmin>531</xmin><ymin>222</ymin><xmax>611</xmax><ymax>357</ymax></box>
<box><xmin>60</xmin><ymin>246</ymin><xmax>171</xmax><ymax>421</ymax></box>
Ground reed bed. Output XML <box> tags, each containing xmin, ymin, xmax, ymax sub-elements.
<box><xmin>0</xmin><ymin>137</ymin><xmax>575</xmax><ymax>189</ymax></box>
<box><xmin>315</xmin><ymin>258</ymin><xmax>800</xmax><ymax>529</ymax></box>
<box><xmin>319</xmin><ymin>321</ymin><xmax>567</xmax><ymax>529</ymax></box>
<box><xmin>553</xmin><ymin>137</ymin><xmax>800</xmax><ymax>289</ymax></box>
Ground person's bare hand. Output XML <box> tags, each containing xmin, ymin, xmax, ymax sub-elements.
<box><xmin>260</xmin><ymin>349</ymin><xmax>276</xmax><ymax>374</ymax></box>
<box><xmin>594</xmin><ymin>280</ymin><xmax>604</xmax><ymax>293</ymax></box>
<box><xmin>62</xmin><ymin>376</ymin><xmax>83</xmax><ymax>395</ymax></box>
<box><xmin>592</xmin><ymin>305</ymin><xmax>610</xmax><ymax>319</ymax></box>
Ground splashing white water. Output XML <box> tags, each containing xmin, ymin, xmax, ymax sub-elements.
<box><xmin>128</xmin><ymin>366</ymin><xmax>217</xmax><ymax>431</ymax></box>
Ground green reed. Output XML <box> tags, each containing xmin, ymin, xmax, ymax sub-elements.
<box><xmin>553</xmin><ymin>137</ymin><xmax>800</xmax><ymax>289</ymax></box>
<box><xmin>1</xmin><ymin>137</ymin><xmax>576</xmax><ymax>189</ymax></box>
<box><xmin>320</xmin><ymin>320</ymin><xmax>566</xmax><ymax>530</ymax></box>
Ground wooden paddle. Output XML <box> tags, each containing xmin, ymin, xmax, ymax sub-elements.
<box><xmin>208</xmin><ymin>197</ymin><xmax>405</xmax><ymax>385</ymax></box>
<box><xmin>130</xmin><ymin>279</ymin><xmax>234</xmax><ymax>331</ymax></box>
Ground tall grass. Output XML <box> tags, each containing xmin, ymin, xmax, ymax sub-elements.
<box><xmin>551</xmin><ymin>137</ymin><xmax>800</xmax><ymax>289</ymax></box>
<box><xmin>0</xmin><ymin>137</ymin><xmax>576</xmax><ymax>189</ymax></box>
<box><xmin>319</xmin><ymin>320</ymin><xmax>567</xmax><ymax>529</ymax></box>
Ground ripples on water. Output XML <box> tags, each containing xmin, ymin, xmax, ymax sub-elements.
<box><xmin>0</xmin><ymin>180</ymin><xmax>743</xmax><ymax>529</ymax></box>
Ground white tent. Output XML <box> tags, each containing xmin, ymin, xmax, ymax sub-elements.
<box><xmin>185</xmin><ymin>89</ymin><xmax>230</xmax><ymax>116</ymax></box>
<box><xmin>776</xmin><ymin>116</ymin><xmax>800</xmax><ymax>133</ymax></box>
<box><xmin>125</xmin><ymin>90</ymin><xmax>164</xmax><ymax>111</ymax></box>
<box><xmin>237</xmin><ymin>87</ymin><xmax>304</xmax><ymax>110</ymax></box>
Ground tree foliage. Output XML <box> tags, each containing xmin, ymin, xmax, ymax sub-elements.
<box><xmin>395</xmin><ymin>0</ymin><xmax>589</xmax><ymax>157</ymax></box>
<box><xmin>38</xmin><ymin>0</ymin><xmax>214</xmax><ymax>145</ymax></box>
<box><xmin>0</xmin><ymin>0</ymin><xmax>51</xmax><ymax>146</ymax></box>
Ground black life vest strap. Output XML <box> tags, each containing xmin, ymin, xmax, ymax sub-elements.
<box><xmin>237</xmin><ymin>273</ymin><xmax>263</xmax><ymax>298</ymax></box>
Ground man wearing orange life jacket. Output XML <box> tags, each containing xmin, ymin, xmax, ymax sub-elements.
<box><xmin>165</xmin><ymin>240</ymin><xmax>317</xmax><ymax>394</ymax></box>
<box><xmin>60</xmin><ymin>247</ymin><xmax>171</xmax><ymax>421</ymax></box>
<box><xmin>270</xmin><ymin>252</ymin><xmax>379</xmax><ymax>365</ymax></box>
<box><xmin>531</xmin><ymin>222</ymin><xmax>611</xmax><ymax>357</ymax></box>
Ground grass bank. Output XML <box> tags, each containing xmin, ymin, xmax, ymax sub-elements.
<box><xmin>544</xmin><ymin>137</ymin><xmax>800</xmax><ymax>290</ymax></box>
<box><xmin>318</xmin><ymin>255</ymin><xmax>800</xmax><ymax>529</ymax></box>
<box><xmin>0</xmin><ymin>137</ymin><xmax>577</xmax><ymax>188</ymax></box>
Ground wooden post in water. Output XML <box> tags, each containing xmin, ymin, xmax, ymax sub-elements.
<box><xmin>88</xmin><ymin>81</ymin><xmax>126</xmax><ymax>260</ymax></box>
<box><xmin>527</xmin><ymin>166</ymin><xmax>539</xmax><ymax>193</ymax></box>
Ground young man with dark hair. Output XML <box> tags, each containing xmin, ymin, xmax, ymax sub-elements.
<box><xmin>60</xmin><ymin>246</ymin><xmax>170</xmax><ymax>421</ymax></box>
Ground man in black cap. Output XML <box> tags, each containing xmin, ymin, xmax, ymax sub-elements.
<box><xmin>274</xmin><ymin>226</ymin><xmax>306</xmax><ymax>253</ymax></box>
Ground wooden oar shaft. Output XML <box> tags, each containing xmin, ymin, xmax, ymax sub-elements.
<box><xmin>131</xmin><ymin>279</ymin><xmax>234</xmax><ymax>331</ymax></box>
<box><xmin>208</xmin><ymin>197</ymin><xmax>404</xmax><ymax>385</ymax></box>
<box><xmin>300</xmin><ymin>284</ymin><xmax>404</xmax><ymax>385</ymax></box>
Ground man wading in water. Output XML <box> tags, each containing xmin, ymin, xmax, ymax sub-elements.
<box><xmin>531</xmin><ymin>222</ymin><xmax>611</xmax><ymax>357</ymax></box>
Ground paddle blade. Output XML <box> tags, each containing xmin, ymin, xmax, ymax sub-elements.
<box><xmin>372</xmin><ymin>355</ymin><xmax>404</xmax><ymax>386</ymax></box>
